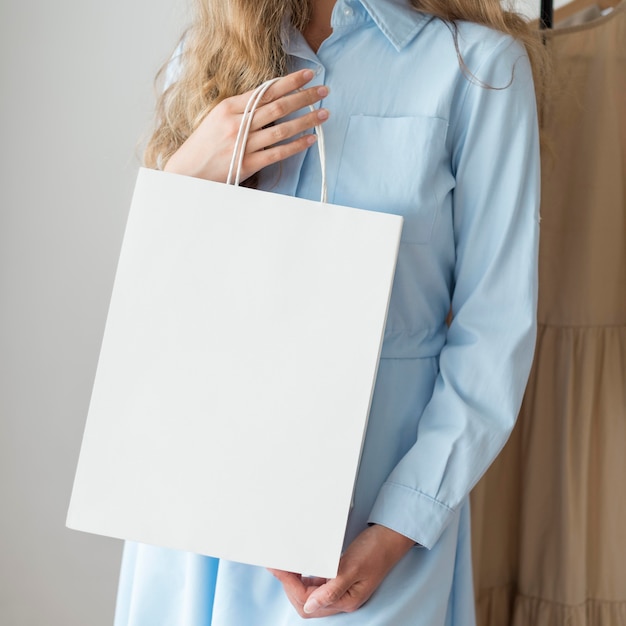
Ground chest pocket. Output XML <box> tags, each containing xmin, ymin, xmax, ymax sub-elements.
<box><xmin>333</xmin><ymin>115</ymin><xmax>450</xmax><ymax>244</ymax></box>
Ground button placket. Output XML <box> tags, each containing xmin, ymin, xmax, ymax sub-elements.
<box><xmin>333</xmin><ymin>0</ymin><xmax>356</xmax><ymax>26</ymax></box>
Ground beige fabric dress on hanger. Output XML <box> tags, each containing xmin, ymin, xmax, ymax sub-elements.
<box><xmin>470</xmin><ymin>2</ymin><xmax>626</xmax><ymax>624</ymax></box>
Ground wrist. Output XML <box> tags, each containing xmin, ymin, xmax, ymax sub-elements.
<box><xmin>370</xmin><ymin>524</ymin><xmax>416</xmax><ymax>559</ymax></box>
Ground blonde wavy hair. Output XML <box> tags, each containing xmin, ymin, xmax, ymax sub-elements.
<box><xmin>145</xmin><ymin>0</ymin><xmax>549</xmax><ymax>169</ymax></box>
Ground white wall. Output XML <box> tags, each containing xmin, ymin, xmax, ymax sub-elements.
<box><xmin>0</xmin><ymin>1</ymin><xmax>187</xmax><ymax>624</ymax></box>
<box><xmin>0</xmin><ymin>0</ymin><xmax>575</xmax><ymax>624</ymax></box>
<box><xmin>513</xmin><ymin>0</ymin><xmax>572</xmax><ymax>18</ymax></box>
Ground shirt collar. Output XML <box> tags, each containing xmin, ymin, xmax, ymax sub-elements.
<box><xmin>353</xmin><ymin>0</ymin><xmax>433</xmax><ymax>51</ymax></box>
<box><xmin>283</xmin><ymin>0</ymin><xmax>433</xmax><ymax>56</ymax></box>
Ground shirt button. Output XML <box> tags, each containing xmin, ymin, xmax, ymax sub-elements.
<box><xmin>343</xmin><ymin>5</ymin><xmax>354</xmax><ymax>17</ymax></box>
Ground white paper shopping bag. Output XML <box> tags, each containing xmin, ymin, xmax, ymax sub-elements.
<box><xmin>66</xmin><ymin>167</ymin><xmax>402</xmax><ymax>578</ymax></box>
<box><xmin>68</xmin><ymin>78</ymin><xmax>402</xmax><ymax>577</ymax></box>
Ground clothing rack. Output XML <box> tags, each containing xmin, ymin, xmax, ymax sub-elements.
<box><xmin>541</xmin><ymin>0</ymin><xmax>554</xmax><ymax>28</ymax></box>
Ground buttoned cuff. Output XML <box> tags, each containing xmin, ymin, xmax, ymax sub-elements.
<box><xmin>367</xmin><ymin>481</ymin><xmax>456</xmax><ymax>550</ymax></box>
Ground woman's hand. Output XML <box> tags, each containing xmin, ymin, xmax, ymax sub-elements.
<box><xmin>164</xmin><ymin>69</ymin><xmax>329</xmax><ymax>182</ymax></box>
<box><xmin>268</xmin><ymin>525</ymin><xmax>415</xmax><ymax>618</ymax></box>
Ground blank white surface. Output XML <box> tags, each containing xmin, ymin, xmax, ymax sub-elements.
<box><xmin>68</xmin><ymin>169</ymin><xmax>402</xmax><ymax>578</ymax></box>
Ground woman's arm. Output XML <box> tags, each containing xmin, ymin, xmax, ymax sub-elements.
<box><xmin>367</xmin><ymin>36</ymin><xmax>540</xmax><ymax>550</ymax></box>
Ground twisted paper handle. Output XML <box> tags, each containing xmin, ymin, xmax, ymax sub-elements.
<box><xmin>226</xmin><ymin>78</ymin><xmax>327</xmax><ymax>203</ymax></box>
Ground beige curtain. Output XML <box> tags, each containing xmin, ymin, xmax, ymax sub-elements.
<box><xmin>470</xmin><ymin>3</ymin><xmax>626</xmax><ymax>624</ymax></box>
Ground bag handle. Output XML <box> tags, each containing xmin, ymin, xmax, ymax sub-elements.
<box><xmin>226</xmin><ymin>78</ymin><xmax>328</xmax><ymax>203</ymax></box>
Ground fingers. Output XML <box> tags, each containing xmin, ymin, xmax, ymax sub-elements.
<box><xmin>252</xmin><ymin>69</ymin><xmax>318</xmax><ymax>106</ymax></box>
<box><xmin>250</xmin><ymin>84</ymin><xmax>330</xmax><ymax>131</ymax></box>
<box><xmin>231</xmin><ymin>69</ymin><xmax>315</xmax><ymax>111</ymax></box>
<box><xmin>267</xmin><ymin>569</ymin><xmax>299</xmax><ymax>585</ymax></box>
<box><xmin>267</xmin><ymin>570</ymin><xmax>311</xmax><ymax>606</ymax></box>
<box><xmin>303</xmin><ymin>575</ymin><xmax>353</xmax><ymax>615</ymax></box>
<box><xmin>301</xmin><ymin>575</ymin><xmax>328</xmax><ymax>588</ymax></box>
<box><xmin>242</xmin><ymin>133</ymin><xmax>319</xmax><ymax>175</ymax></box>
<box><xmin>268</xmin><ymin>568</ymin><xmax>361</xmax><ymax>619</ymax></box>
<box><xmin>228</xmin><ymin>69</ymin><xmax>328</xmax><ymax>130</ymax></box>
<box><xmin>245</xmin><ymin>107</ymin><xmax>329</xmax><ymax>154</ymax></box>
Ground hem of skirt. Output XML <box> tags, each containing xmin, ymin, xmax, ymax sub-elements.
<box><xmin>476</xmin><ymin>585</ymin><xmax>626</xmax><ymax>626</ymax></box>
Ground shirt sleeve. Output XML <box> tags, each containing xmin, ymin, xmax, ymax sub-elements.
<box><xmin>368</xmin><ymin>36</ymin><xmax>541</xmax><ymax>549</ymax></box>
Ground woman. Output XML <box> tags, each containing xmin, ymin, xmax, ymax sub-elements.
<box><xmin>115</xmin><ymin>0</ymin><xmax>544</xmax><ymax>623</ymax></box>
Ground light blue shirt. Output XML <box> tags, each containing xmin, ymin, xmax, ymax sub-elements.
<box><xmin>260</xmin><ymin>0</ymin><xmax>540</xmax><ymax>550</ymax></box>
<box><xmin>115</xmin><ymin>1</ymin><xmax>540</xmax><ymax>624</ymax></box>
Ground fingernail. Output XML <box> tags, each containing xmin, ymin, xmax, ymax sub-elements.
<box><xmin>303</xmin><ymin>598</ymin><xmax>321</xmax><ymax>614</ymax></box>
<box><xmin>302</xmin><ymin>69</ymin><xmax>314</xmax><ymax>80</ymax></box>
<box><xmin>306</xmin><ymin>135</ymin><xmax>318</xmax><ymax>145</ymax></box>
<box><xmin>317</xmin><ymin>109</ymin><xmax>329</xmax><ymax>121</ymax></box>
<box><xmin>317</xmin><ymin>86</ymin><xmax>329</xmax><ymax>97</ymax></box>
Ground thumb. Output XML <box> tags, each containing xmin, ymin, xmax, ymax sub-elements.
<box><xmin>302</xmin><ymin>576</ymin><xmax>351</xmax><ymax>614</ymax></box>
